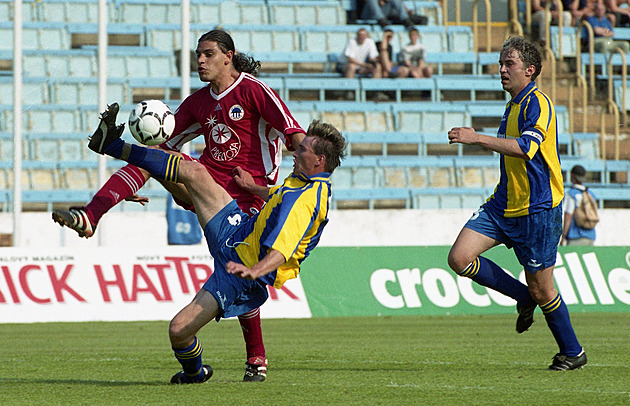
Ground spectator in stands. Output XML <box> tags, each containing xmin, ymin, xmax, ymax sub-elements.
<box><xmin>561</xmin><ymin>165</ymin><xmax>598</xmax><ymax>246</ymax></box>
<box><xmin>586</xmin><ymin>0</ymin><xmax>630</xmax><ymax>53</ymax></box>
<box><xmin>359</xmin><ymin>0</ymin><xmax>426</xmax><ymax>28</ymax></box>
<box><xmin>532</xmin><ymin>0</ymin><xmax>574</xmax><ymax>42</ymax></box>
<box><xmin>340</xmin><ymin>28</ymin><xmax>382</xmax><ymax>79</ymax></box>
<box><xmin>377</xmin><ymin>29</ymin><xmax>409</xmax><ymax>78</ymax></box>
<box><xmin>447</xmin><ymin>36</ymin><xmax>586</xmax><ymax>371</ymax></box>
<box><xmin>399</xmin><ymin>28</ymin><xmax>433</xmax><ymax>78</ymax></box>
<box><xmin>565</xmin><ymin>0</ymin><xmax>597</xmax><ymax>22</ymax></box>
<box><xmin>603</xmin><ymin>0</ymin><xmax>630</xmax><ymax>27</ymax></box>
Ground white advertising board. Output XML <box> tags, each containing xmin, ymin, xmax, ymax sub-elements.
<box><xmin>0</xmin><ymin>247</ymin><xmax>312</xmax><ymax>323</ymax></box>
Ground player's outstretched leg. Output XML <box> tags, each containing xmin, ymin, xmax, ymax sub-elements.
<box><xmin>88</xmin><ymin>102</ymin><xmax>125</xmax><ymax>154</ymax></box>
<box><xmin>52</xmin><ymin>207</ymin><xmax>96</xmax><ymax>238</ymax></box>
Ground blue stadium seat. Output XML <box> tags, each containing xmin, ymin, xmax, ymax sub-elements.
<box><xmin>0</xmin><ymin>22</ymin><xmax>70</xmax><ymax>50</ymax></box>
<box><xmin>434</xmin><ymin>75</ymin><xmax>506</xmax><ymax>102</ymax></box>
<box><xmin>393</xmin><ymin>102</ymin><xmax>470</xmax><ymax>133</ymax></box>
<box><xmin>447</xmin><ymin>26</ymin><xmax>474</xmax><ymax>52</ymax></box>
<box><xmin>360</xmin><ymin>78</ymin><xmax>436</xmax><ymax>103</ymax></box>
<box><xmin>313</xmin><ymin>101</ymin><xmax>394</xmax><ymax>133</ymax></box>
<box><xmin>404</xmin><ymin>1</ymin><xmax>443</xmax><ymax>25</ymax></box>
<box><xmin>22</xmin><ymin>49</ymin><xmax>97</xmax><ymax>78</ymax></box>
<box><xmin>343</xmin><ymin>132</ymin><xmax>424</xmax><ymax>157</ymax></box>
<box><xmin>378</xmin><ymin>156</ymin><xmax>457</xmax><ymax>188</ymax></box>
<box><xmin>587</xmin><ymin>184</ymin><xmax>630</xmax><ymax>208</ymax></box>
<box><xmin>410</xmin><ymin>187</ymin><xmax>494</xmax><ymax>209</ymax></box>
<box><xmin>0</xmin><ymin>77</ymin><xmax>48</xmax><ymax>105</ymax></box>
<box><xmin>48</xmin><ymin>77</ymin><xmax>129</xmax><ymax>105</ymax></box>
<box><xmin>220</xmin><ymin>24</ymin><xmax>300</xmax><ymax>53</ymax></box>
<box><xmin>571</xmin><ymin>132</ymin><xmax>599</xmax><ymax>159</ymax></box>
<box><xmin>268</xmin><ymin>0</ymin><xmax>345</xmax><ymax>25</ymax></box>
<box><xmin>549</xmin><ymin>26</ymin><xmax>578</xmax><ymax>59</ymax></box>
<box><xmin>37</xmin><ymin>0</ymin><xmax>105</xmax><ymax>24</ymax></box>
<box><xmin>299</xmin><ymin>25</ymin><xmax>358</xmax><ymax>53</ymax></box>
<box><xmin>0</xmin><ymin>0</ymin><xmax>38</xmax><ymax>22</ymax></box>
<box><xmin>425</xmin><ymin>52</ymin><xmax>478</xmax><ymax>75</ymax></box>
<box><xmin>453</xmin><ymin>156</ymin><xmax>500</xmax><ymax>188</ymax></box>
<box><xmin>252</xmin><ymin>51</ymin><xmax>336</xmax><ymax>76</ymax></box>
<box><xmin>284</xmin><ymin>77</ymin><xmax>360</xmax><ymax>102</ymax></box>
<box><xmin>331</xmin><ymin>188</ymin><xmax>412</xmax><ymax>209</ymax></box>
<box><xmin>614</xmin><ymin>79</ymin><xmax>630</xmax><ymax>113</ymax></box>
<box><xmin>117</xmin><ymin>0</ymin><xmax>182</xmax><ymax>24</ymax></box>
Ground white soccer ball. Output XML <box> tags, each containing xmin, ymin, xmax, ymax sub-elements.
<box><xmin>128</xmin><ymin>100</ymin><xmax>176</xmax><ymax>146</ymax></box>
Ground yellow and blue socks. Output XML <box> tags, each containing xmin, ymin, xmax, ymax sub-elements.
<box><xmin>458</xmin><ymin>256</ymin><xmax>533</xmax><ymax>305</ymax></box>
<box><xmin>102</xmin><ymin>139</ymin><xmax>181</xmax><ymax>183</ymax></box>
<box><xmin>173</xmin><ymin>336</ymin><xmax>206</xmax><ymax>382</ymax></box>
<box><xmin>541</xmin><ymin>293</ymin><xmax>582</xmax><ymax>356</ymax></box>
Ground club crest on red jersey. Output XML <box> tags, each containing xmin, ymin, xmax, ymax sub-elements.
<box><xmin>229</xmin><ymin>105</ymin><xmax>244</xmax><ymax>121</ymax></box>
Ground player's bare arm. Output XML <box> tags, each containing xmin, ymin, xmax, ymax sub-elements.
<box><xmin>226</xmin><ymin>249</ymin><xmax>286</xmax><ymax>280</ymax></box>
<box><xmin>448</xmin><ymin>127</ymin><xmax>529</xmax><ymax>159</ymax></box>
<box><xmin>232</xmin><ymin>166</ymin><xmax>270</xmax><ymax>201</ymax></box>
<box><xmin>286</xmin><ymin>131</ymin><xmax>306</xmax><ymax>151</ymax></box>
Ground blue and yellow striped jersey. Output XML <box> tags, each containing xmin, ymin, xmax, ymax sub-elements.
<box><xmin>233</xmin><ymin>171</ymin><xmax>331</xmax><ymax>288</ymax></box>
<box><xmin>486</xmin><ymin>81</ymin><xmax>564</xmax><ymax>217</ymax></box>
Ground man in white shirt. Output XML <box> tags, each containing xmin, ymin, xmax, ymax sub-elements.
<box><xmin>341</xmin><ymin>28</ymin><xmax>382</xmax><ymax>78</ymax></box>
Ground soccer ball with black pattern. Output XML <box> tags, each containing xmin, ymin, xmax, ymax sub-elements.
<box><xmin>128</xmin><ymin>100</ymin><xmax>176</xmax><ymax>146</ymax></box>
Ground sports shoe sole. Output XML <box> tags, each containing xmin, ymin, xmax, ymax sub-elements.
<box><xmin>88</xmin><ymin>103</ymin><xmax>124</xmax><ymax>154</ymax></box>
<box><xmin>516</xmin><ymin>301</ymin><xmax>537</xmax><ymax>333</ymax></box>
<box><xmin>52</xmin><ymin>209</ymin><xmax>95</xmax><ymax>239</ymax></box>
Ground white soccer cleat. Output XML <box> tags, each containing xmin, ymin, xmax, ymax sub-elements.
<box><xmin>52</xmin><ymin>207</ymin><xmax>96</xmax><ymax>239</ymax></box>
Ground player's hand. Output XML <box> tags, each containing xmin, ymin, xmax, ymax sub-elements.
<box><xmin>447</xmin><ymin>127</ymin><xmax>476</xmax><ymax>145</ymax></box>
<box><xmin>226</xmin><ymin>260</ymin><xmax>257</xmax><ymax>280</ymax></box>
<box><xmin>125</xmin><ymin>194</ymin><xmax>149</xmax><ymax>206</ymax></box>
<box><xmin>232</xmin><ymin>166</ymin><xmax>256</xmax><ymax>192</ymax></box>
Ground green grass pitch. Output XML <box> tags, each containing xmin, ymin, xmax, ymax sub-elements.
<box><xmin>1</xmin><ymin>313</ymin><xmax>628</xmax><ymax>405</ymax></box>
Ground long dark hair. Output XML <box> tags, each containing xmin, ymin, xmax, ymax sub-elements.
<box><xmin>198</xmin><ymin>29</ymin><xmax>261</xmax><ymax>76</ymax></box>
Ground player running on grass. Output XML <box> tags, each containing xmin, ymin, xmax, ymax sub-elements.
<box><xmin>88</xmin><ymin>103</ymin><xmax>345</xmax><ymax>383</ymax></box>
<box><xmin>52</xmin><ymin>29</ymin><xmax>306</xmax><ymax>382</ymax></box>
<box><xmin>446</xmin><ymin>36</ymin><xmax>586</xmax><ymax>370</ymax></box>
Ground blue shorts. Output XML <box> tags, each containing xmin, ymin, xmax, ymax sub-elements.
<box><xmin>464</xmin><ymin>203</ymin><xmax>563</xmax><ymax>274</ymax></box>
<box><xmin>202</xmin><ymin>200</ymin><xmax>269</xmax><ymax>320</ymax></box>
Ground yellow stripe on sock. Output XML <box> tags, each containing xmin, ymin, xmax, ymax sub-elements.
<box><xmin>165</xmin><ymin>155</ymin><xmax>181</xmax><ymax>183</ymax></box>
<box><xmin>540</xmin><ymin>294</ymin><xmax>562</xmax><ymax>313</ymax></box>
<box><xmin>174</xmin><ymin>339</ymin><xmax>203</xmax><ymax>359</ymax></box>
<box><xmin>459</xmin><ymin>258</ymin><xmax>479</xmax><ymax>277</ymax></box>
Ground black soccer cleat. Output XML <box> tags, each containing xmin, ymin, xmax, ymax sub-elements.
<box><xmin>243</xmin><ymin>356</ymin><xmax>267</xmax><ymax>382</ymax></box>
<box><xmin>170</xmin><ymin>365</ymin><xmax>213</xmax><ymax>384</ymax></box>
<box><xmin>88</xmin><ymin>102</ymin><xmax>125</xmax><ymax>154</ymax></box>
<box><xmin>548</xmin><ymin>350</ymin><xmax>587</xmax><ymax>371</ymax></box>
<box><xmin>516</xmin><ymin>301</ymin><xmax>537</xmax><ymax>333</ymax></box>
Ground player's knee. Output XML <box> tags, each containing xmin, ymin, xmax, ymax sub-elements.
<box><xmin>447</xmin><ymin>249</ymin><xmax>466</xmax><ymax>273</ymax></box>
<box><xmin>183</xmin><ymin>161</ymin><xmax>209</xmax><ymax>184</ymax></box>
<box><xmin>168</xmin><ymin>318</ymin><xmax>190</xmax><ymax>345</ymax></box>
<box><xmin>527</xmin><ymin>285</ymin><xmax>557</xmax><ymax>305</ymax></box>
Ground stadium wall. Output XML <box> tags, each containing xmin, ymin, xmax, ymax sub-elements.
<box><xmin>0</xmin><ymin>210</ymin><xmax>628</xmax><ymax>323</ymax></box>
<box><xmin>0</xmin><ymin>209</ymin><xmax>629</xmax><ymax>247</ymax></box>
